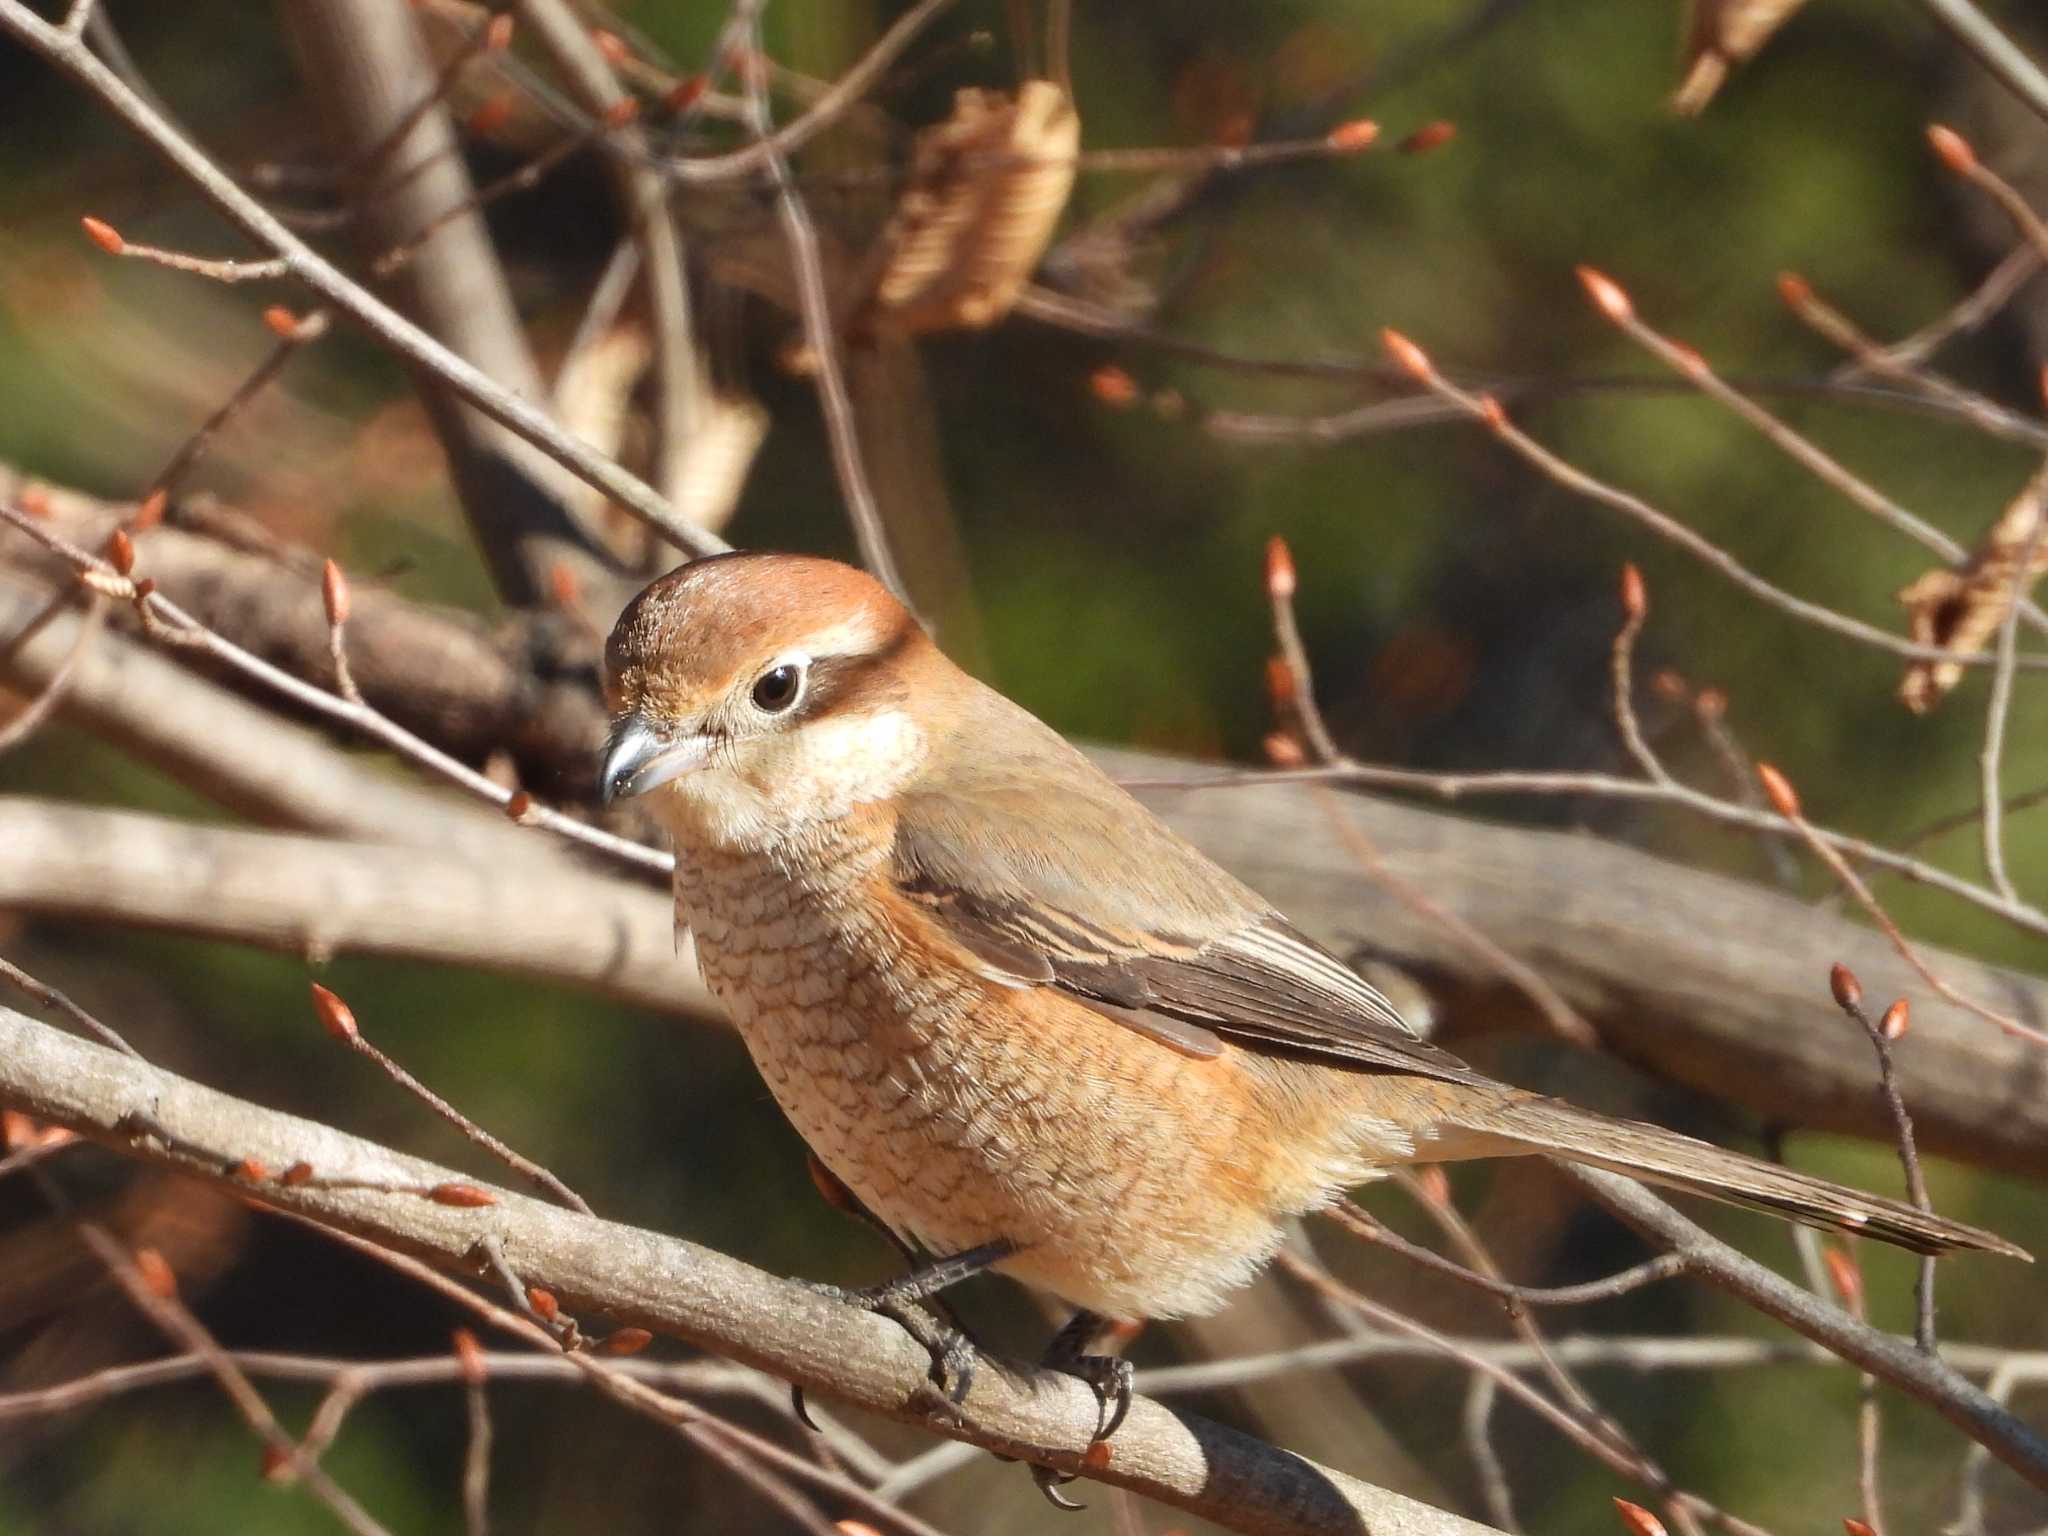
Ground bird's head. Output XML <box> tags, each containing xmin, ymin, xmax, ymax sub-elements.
<box><xmin>599</xmin><ymin>553</ymin><xmax>937</xmax><ymax>849</ymax></box>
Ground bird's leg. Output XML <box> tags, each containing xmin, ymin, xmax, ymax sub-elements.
<box><xmin>1025</xmin><ymin>1309</ymin><xmax>1137</xmax><ymax>1509</ymax></box>
<box><xmin>790</xmin><ymin>1208</ymin><xmax>1013</xmax><ymax>1428</ymax></box>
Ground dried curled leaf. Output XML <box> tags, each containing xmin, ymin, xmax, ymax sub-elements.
<box><xmin>857</xmin><ymin>80</ymin><xmax>1079</xmax><ymax>337</ymax></box>
<box><xmin>1673</xmin><ymin>0</ymin><xmax>1810</xmax><ymax>115</ymax></box>
<box><xmin>1897</xmin><ymin>462</ymin><xmax>2048</xmax><ymax>714</ymax></box>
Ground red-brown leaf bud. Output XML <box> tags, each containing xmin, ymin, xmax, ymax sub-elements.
<box><xmin>309</xmin><ymin>982</ymin><xmax>358</xmax><ymax>1044</ymax></box>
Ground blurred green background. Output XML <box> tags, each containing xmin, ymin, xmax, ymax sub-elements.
<box><xmin>2</xmin><ymin>0</ymin><xmax>2046</xmax><ymax>1531</ymax></box>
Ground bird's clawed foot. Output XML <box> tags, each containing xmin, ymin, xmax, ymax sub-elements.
<box><xmin>1025</xmin><ymin>1310</ymin><xmax>1136</xmax><ymax>1511</ymax></box>
<box><xmin>788</xmin><ymin>1240</ymin><xmax>1012</xmax><ymax>1429</ymax></box>
<box><xmin>1043</xmin><ymin>1309</ymin><xmax>1135</xmax><ymax>1441</ymax></box>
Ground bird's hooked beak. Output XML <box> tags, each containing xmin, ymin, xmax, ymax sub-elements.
<box><xmin>599</xmin><ymin>712</ymin><xmax>713</xmax><ymax>805</ymax></box>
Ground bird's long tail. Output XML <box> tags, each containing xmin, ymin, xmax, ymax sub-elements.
<box><xmin>1439</xmin><ymin>1090</ymin><xmax>2028</xmax><ymax>1260</ymax></box>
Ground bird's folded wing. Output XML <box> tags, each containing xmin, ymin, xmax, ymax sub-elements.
<box><xmin>892</xmin><ymin>768</ymin><xmax>1486</xmax><ymax>1085</ymax></box>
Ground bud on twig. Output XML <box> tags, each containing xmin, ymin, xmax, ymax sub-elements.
<box><xmin>1380</xmin><ymin>328</ymin><xmax>1432</xmax><ymax>381</ymax></box>
<box><xmin>484</xmin><ymin>12</ymin><xmax>514</xmax><ymax>49</ymax></box>
<box><xmin>1476</xmin><ymin>393</ymin><xmax>1508</xmax><ymax>431</ymax></box>
<box><xmin>1619</xmin><ymin>563</ymin><xmax>1646</xmax><ymax>621</ymax></box>
<box><xmin>1263</xmin><ymin>731</ymin><xmax>1306</xmax><ymax>766</ymax></box>
<box><xmin>468</xmin><ymin>94</ymin><xmax>517</xmax><ymax>137</ymax></box>
<box><xmin>1824</xmin><ymin>1244</ymin><xmax>1863</xmax><ymax>1311</ymax></box>
<box><xmin>665</xmin><ymin>75</ymin><xmax>708</xmax><ymax>112</ymax></box>
<box><xmin>591</xmin><ymin>27</ymin><xmax>627</xmax><ymax>63</ymax></box>
<box><xmin>1264</xmin><ymin>536</ymin><xmax>1297</xmax><ymax>600</ymax></box>
<box><xmin>1090</xmin><ymin>365</ymin><xmax>1137</xmax><ymax>407</ymax></box>
<box><xmin>1755</xmin><ymin>761</ymin><xmax>1800</xmax><ymax>818</ymax></box>
<box><xmin>1611</xmin><ymin>1498</ymin><xmax>1668</xmax><ymax>1536</ymax></box>
<box><xmin>1397</xmin><ymin>120</ymin><xmax>1456</xmax><ymax>155</ymax></box>
<box><xmin>1575</xmin><ymin>265</ymin><xmax>1633</xmax><ymax>323</ymax></box>
<box><xmin>133</xmin><ymin>1246</ymin><xmax>178</xmax><ymax>1299</ymax></box>
<box><xmin>597</xmin><ymin>1326</ymin><xmax>653</xmax><ymax>1357</ymax></box>
<box><xmin>321</xmin><ymin>559</ymin><xmax>350</xmax><ymax>627</ymax></box>
<box><xmin>81</xmin><ymin>216</ymin><xmax>125</xmax><ymax>254</ymax></box>
<box><xmin>233</xmin><ymin>1157</ymin><xmax>272</xmax><ymax>1181</ymax></box>
<box><xmin>106</xmin><ymin>527</ymin><xmax>135</xmax><ymax>576</ymax></box>
<box><xmin>1325</xmin><ymin>119</ymin><xmax>1380</xmax><ymax>153</ymax></box>
<box><xmin>132</xmin><ymin>490</ymin><xmax>167</xmax><ymax>530</ymax></box>
<box><xmin>427</xmin><ymin>1182</ymin><xmax>497</xmax><ymax>1208</ymax></box>
<box><xmin>1829</xmin><ymin>962</ymin><xmax>1862</xmax><ymax>1012</ymax></box>
<box><xmin>1879</xmin><ymin>999</ymin><xmax>1910</xmax><ymax>1041</ymax></box>
<box><xmin>262</xmin><ymin>306</ymin><xmax>301</xmax><ymax>339</ymax></box>
<box><xmin>1843</xmin><ymin>1519</ymin><xmax>1877</xmax><ymax>1536</ymax></box>
<box><xmin>309</xmin><ymin>982</ymin><xmax>359</xmax><ymax>1044</ymax></box>
<box><xmin>453</xmin><ymin>1328</ymin><xmax>486</xmax><ymax>1386</ymax></box>
<box><xmin>281</xmin><ymin>1161</ymin><xmax>315</xmax><ymax>1186</ymax></box>
<box><xmin>526</xmin><ymin>1286</ymin><xmax>560</xmax><ymax>1322</ymax></box>
<box><xmin>1926</xmin><ymin>123</ymin><xmax>1976</xmax><ymax>175</ymax></box>
<box><xmin>1775</xmin><ymin>271</ymin><xmax>1813</xmax><ymax>311</ymax></box>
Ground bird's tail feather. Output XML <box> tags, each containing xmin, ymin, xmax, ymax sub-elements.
<box><xmin>1442</xmin><ymin>1092</ymin><xmax>2028</xmax><ymax>1260</ymax></box>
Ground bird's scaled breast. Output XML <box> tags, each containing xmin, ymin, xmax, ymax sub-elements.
<box><xmin>670</xmin><ymin>837</ymin><xmax>1378</xmax><ymax>1321</ymax></box>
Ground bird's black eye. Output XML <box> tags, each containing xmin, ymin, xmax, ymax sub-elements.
<box><xmin>751</xmin><ymin>663</ymin><xmax>803</xmax><ymax>713</ymax></box>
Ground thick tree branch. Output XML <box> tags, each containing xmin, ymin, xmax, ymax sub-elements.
<box><xmin>0</xmin><ymin>798</ymin><xmax>713</xmax><ymax>1019</ymax></box>
<box><xmin>0</xmin><ymin>572</ymin><xmax>578</xmax><ymax>866</ymax></box>
<box><xmin>1107</xmin><ymin>752</ymin><xmax>2048</xmax><ymax>1179</ymax></box>
<box><xmin>0</xmin><ymin>1006</ymin><xmax>1503</xmax><ymax>1536</ymax></box>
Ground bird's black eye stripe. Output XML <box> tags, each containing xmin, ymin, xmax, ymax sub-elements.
<box><xmin>751</xmin><ymin>663</ymin><xmax>804</xmax><ymax>713</ymax></box>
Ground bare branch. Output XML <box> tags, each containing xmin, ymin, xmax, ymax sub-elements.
<box><xmin>0</xmin><ymin>1005</ymin><xmax>1508</xmax><ymax>1536</ymax></box>
<box><xmin>0</xmin><ymin>1</ymin><xmax>720</xmax><ymax>563</ymax></box>
<box><xmin>0</xmin><ymin>798</ymin><xmax>712</xmax><ymax>1019</ymax></box>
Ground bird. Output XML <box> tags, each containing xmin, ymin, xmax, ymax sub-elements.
<box><xmin>599</xmin><ymin>551</ymin><xmax>2024</xmax><ymax>1427</ymax></box>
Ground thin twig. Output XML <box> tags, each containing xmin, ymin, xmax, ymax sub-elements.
<box><xmin>1589</xmin><ymin>273</ymin><xmax>2048</xmax><ymax>642</ymax></box>
<box><xmin>658</xmin><ymin>0</ymin><xmax>956</xmax><ymax>185</ymax></box>
<box><xmin>1461</xmin><ymin>1375</ymin><xmax>1518</xmax><ymax>1532</ymax></box>
<box><xmin>0</xmin><ymin>503</ymin><xmax>673</xmax><ymax>877</ymax></box>
<box><xmin>1611</xmin><ymin>564</ymin><xmax>1671</xmax><ymax>784</ymax></box>
<box><xmin>0</xmin><ymin>591</ymin><xmax>103</xmax><ymax>755</ymax></box>
<box><xmin>1783</xmin><ymin>273</ymin><xmax>2029</xmax><ymax>445</ymax></box>
<box><xmin>1376</xmin><ymin>329</ymin><xmax>2048</xmax><ymax>673</ymax></box>
<box><xmin>1120</xmin><ymin>755</ymin><xmax>2048</xmax><ymax>942</ymax></box>
<box><xmin>88</xmin><ymin>233</ymin><xmax>290</xmax><ymax>284</ymax></box>
<box><xmin>311</xmin><ymin>981</ymin><xmax>592</xmax><ymax>1214</ymax></box>
<box><xmin>456</xmin><ymin>1336</ymin><xmax>493</xmax><ymax>1536</ymax></box>
<box><xmin>0</xmin><ymin>3</ymin><xmax>720</xmax><ymax>557</ymax></box>
<box><xmin>55</xmin><ymin>1197</ymin><xmax>394</xmax><ymax>1535</ymax></box>
<box><xmin>1842</xmin><ymin>244</ymin><xmax>2043</xmax><ymax>375</ymax></box>
<box><xmin>150</xmin><ymin>310</ymin><xmax>330</xmax><ymax>502</ymax></box>
<box><xmin>1828</xmin><ymin>967</ymin><xmax>1941</xmax><ymax>1353</ymax></box>
<box><xmin>1758</xmin><ymin>763</ymin><xmax>2048</xmax><ymax>1044</ymax></box>
<box><xmin>1329</xmin><ymin>1200</ymin><xmax>1690</xmax><ymax>1307</ymax></box>
<box><xmin>733</xmin><ymin>10</ymin><xmax>908</xmax><ymax>603</ymax></box>
<box><xmin>1980</xmin><ymin>515</ymin><xmax>2047</xmax><ymax>903</ymax></box>
<box><xmin>0</xmin><ymin>953</ymin><xmax>140</xmax><ymax>1057</ymax></box>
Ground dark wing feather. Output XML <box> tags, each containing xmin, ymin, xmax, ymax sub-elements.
<box><xmin>892</xmin><ymin>708</ymin><xmax>1486</xmax><ymax>1085</ymax></box>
